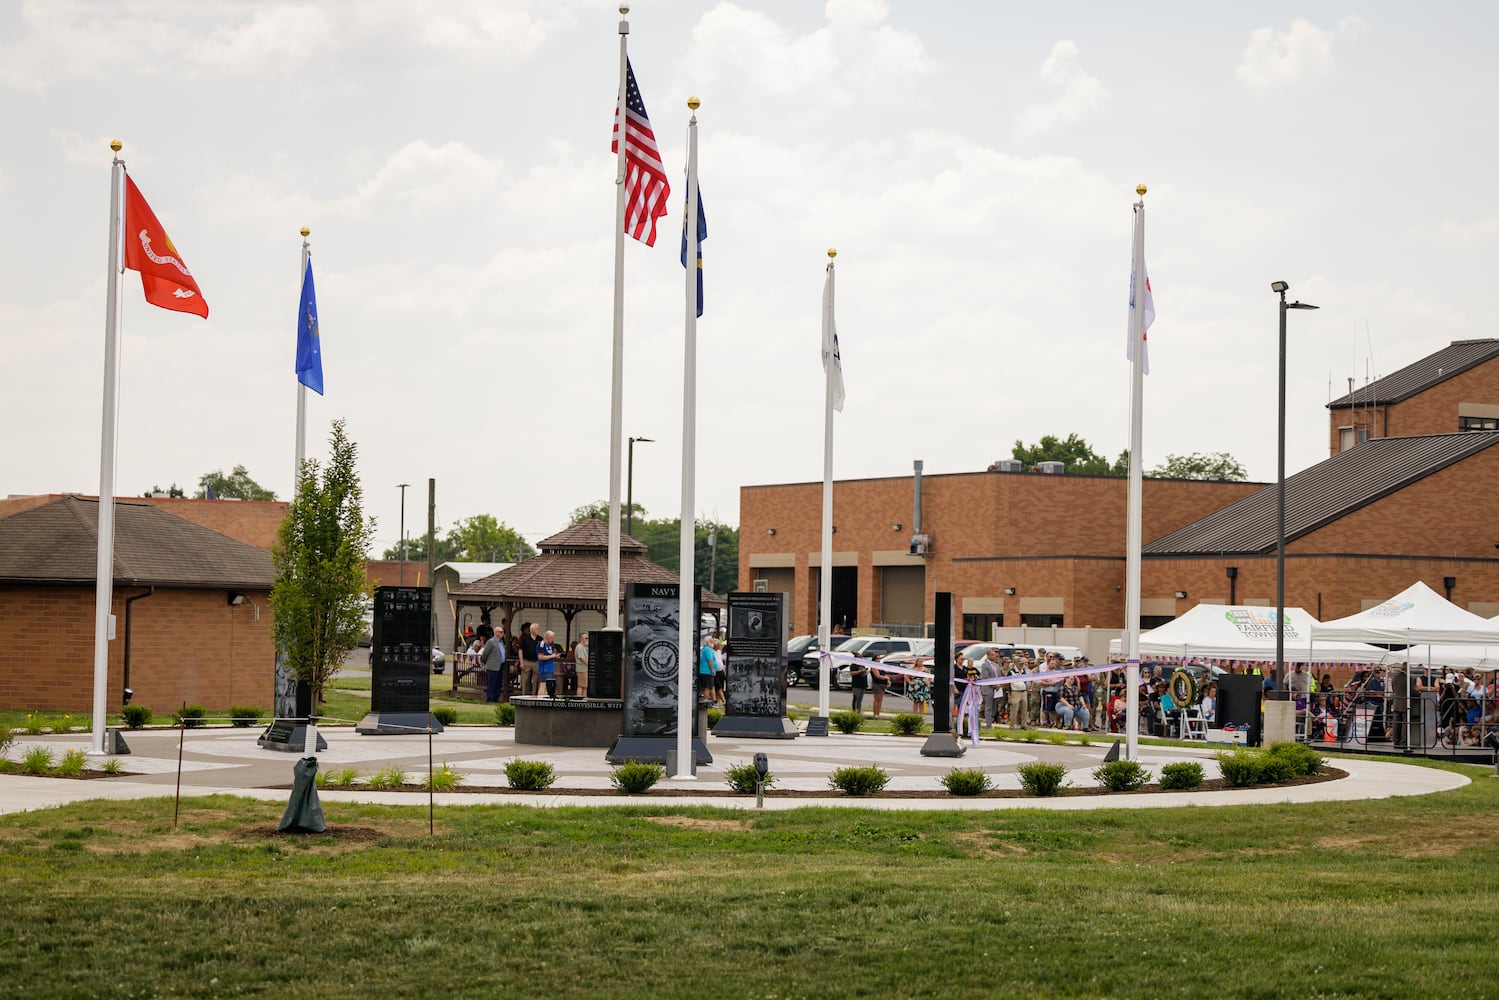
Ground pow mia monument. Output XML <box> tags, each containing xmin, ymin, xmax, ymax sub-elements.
<box><xmin>712</xmin><ymin>591</ymin><xmax>797</xmax><ymax>738</ymax></box>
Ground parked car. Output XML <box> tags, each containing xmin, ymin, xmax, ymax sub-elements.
<box><xmin>841</xmin><ymin>639</ymin><xmax>935</xmax><ymax>694</ymax></box>
<box><xmin>828</xmin><ymin>636</ymin><xmax>927</xmax><ymax>689</ymax></box>
<box><xmin>796</xmin><ymin>634</ymin><xmax>859</xmax><ymax>686</ymax></box>
<box><xmin>784</xmin><ymin>634</ymin><xmax>816</xmax><ymax>686</ymax></box>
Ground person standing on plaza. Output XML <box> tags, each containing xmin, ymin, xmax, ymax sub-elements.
<box><xmin>870</xmin><ymin>659</ymin><xmax>890</xmax><ymax>718</ymax></box>
<box><xmin>713</xmin><ymin>636</ymin><xmax>728</xmax><ymax>706</ymax></box>
<box><xmin>519</xmin><ymin>622</ymin><xmax>540</xmax><ymax>696</ymax></box>
<box><xmin>1008</xmin><ymin>657</ymin><xmax>1030</xmax><ymax>729</ymax></box>
<box><xmin>481</xmin><ymin>626</ymin><xmax>507</xmax><ymax>703</ymax></box>
<box><xmin>574</xmin><ymin>632</ymin><xmax>590</xmax><ymax>698</ymax></box>
<box><xmin>849</xmin><ymin>656</ymin><xmax>869</xmax><ymax>715</ymax></box>
<box><xmin>979</xmin><ymin>648</ymin><xmax>1002</xmax><ymax>725</ymax></box>
<box><xmin>537</xmin><ymin>629</ymin><xmax>559</xmax><ymax>697</ymax></box>
<box><xmin>698</xmin><ymin>637</ymin><xmax>717</xmax><ymax>703</ymax></box>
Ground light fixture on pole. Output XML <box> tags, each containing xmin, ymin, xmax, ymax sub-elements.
<box><xmin>397</xmin><ymin>483</ymin><xmax>411</xmax><ymax>585</ymax></box>
<box><xmin>626</xmin><ymin>436</ymin><xmax>653</xmax><ymax>536</ymax></box>
<box><xmin>1272</xmin><ymin>281</ymin><xmax>1318</xmax><ymax>684</ymax></box>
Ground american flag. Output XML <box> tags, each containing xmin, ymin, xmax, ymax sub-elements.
<box><xmin>612</xmin><ymin>59</ymin><xmax>671</xmax><ymax>246</ymax></box>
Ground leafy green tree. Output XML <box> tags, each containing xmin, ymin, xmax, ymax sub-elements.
<box><xmin>1150</xmin><ymin>452</ymin><xmax>1248</xmax><ymax>481</ymax></box>
<box><xmin>569</xmin><ymin>500</ymin><xmax>647</xmax><ymax>526</ymax></box>
<box><xmin>1012</xmin><ymin>434</ymin><xmax>1126</xmax><ymax>476</ymax></box>
<box><xmin>146</xmin><ymin>483</ymin><xmax>186</xmax><ymax>497</ymax></box>
<box><xmin>447</xmin><ymin>514</ymin><xmax>535</xmax><ymax>562</ymax></box>
<box><xmin>198</xmin><ymin>464</ymin><xmax>276</xmax><ymax>500</ymax></box>
<box><xmin>270</xmin><ymin>421</ymin><xmax>373</xmax><ymax>704</ymax></box>
<box><xmin>381</xmin><ymin>533</ymin><xmax>460</xmax><ymax>563</ymax></box>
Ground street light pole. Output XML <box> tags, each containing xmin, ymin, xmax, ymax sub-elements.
<box><xmin>1271</xmin><ymin>282</ymin><xmax>1318</xmax><ymax>686</ymax></box>
<box><xmin>626</xmin><ymin>436</ymin><xmax>653</xmax><ymax>536</ymax></box>
<box><xmin>397</xmin><ymin>482</ymin><xmax>411</xmax><ymax>585</ymax></box>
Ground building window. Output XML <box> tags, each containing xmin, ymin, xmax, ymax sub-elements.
<box><xmin>1140</xmin><ymin>615</ymin><xmax>1175</xmax><ymax>629</ymax></box>
<box><xmin>962</xmin><ymin>614</ymin><xmax>1001</xmax><ymax>640</ymax></box>
<box><xmin>1020</xmin><ymin>613</ymin><xmax>1063</xmax><ymax>627</ymax></box>
<box><xmin>1460</xmin><ymin>415</ymin><xmax>1499</xmax><ymax>432</ymax></box>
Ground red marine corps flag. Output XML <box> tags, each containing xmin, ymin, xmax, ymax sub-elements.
<box><xmin>122</xmin><ymin>175</ymin><xmax>208</xmax><ymax>318</ymax></box>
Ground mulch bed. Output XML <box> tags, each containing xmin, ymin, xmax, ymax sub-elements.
<box><xmin>277</xmin><ymin>767</ymin><xmax>1347</xmax><ymax>799</ymax></box>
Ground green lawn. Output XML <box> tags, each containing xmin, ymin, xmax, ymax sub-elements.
<box><xmin>1</xmin><ymin>760</ymin><xmax>1495</xmax><ymax>997</ymax></box>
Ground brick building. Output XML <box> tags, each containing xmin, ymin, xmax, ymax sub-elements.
<box><xmin>0</xmin><ymin>496</ymin><xmax>274</xmax><ymax>712</ymax></box>
<box><xmin>740</xmin><ymin>340</ymin><xmax>1499</xmax><ymax>637</ymax></box>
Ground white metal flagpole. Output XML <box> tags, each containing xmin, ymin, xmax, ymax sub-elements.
<box><xmin>1124</xmin><ymin>184</ymin><xmax>1148</xmax><ymax>761</ymax></box>
<box><xmin>674</xmin><ymin>99</ymin><xmax>701</xmax><ymax>780</ymax></box>
<box><xmin>818</xmin><ymin>250</ymin><xmax>838</xmax><ymax>720</ymax></box>
<box><xmin>294</xmin><ymin>227</ymin><xmax>310</xmax><ymax>492</ymax></box>
<box><xmin>606</xmin><ymin>7</ymin><xmax>630</xmax><ymax>631</ymax></box>
<box><xmin>90</xmin><ymin>140</ymin><xmax>126</xmax><ymax>754</ymax></box>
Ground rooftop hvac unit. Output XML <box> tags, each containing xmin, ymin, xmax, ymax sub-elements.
<box><xmin>753</xmin><ymin>579</ymin><xmax>769</xmax><ymax>593</ymax></box>
<box><xmin>991</xmin><ymin>459</ymin><xmax>1024</xmax><ymax>473</ymax></box>
<box><xmin>1038</xmin><ymin>461</ymin><xmax>1066</xmax><ymax>475</ymax></box>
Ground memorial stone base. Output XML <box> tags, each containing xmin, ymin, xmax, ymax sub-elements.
<box><xmin>514</xmin><ymin>697</ymin><xmax>626</xmax><ymax>747</ymax></box>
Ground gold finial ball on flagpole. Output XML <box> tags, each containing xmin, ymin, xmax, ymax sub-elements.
<box><xmin>1136</xmin><ymin>184</ymin><xmax>1147</xmax><ymax>196</ymax></box>
<box><xmin>109</xmin><ymin>139</ymin><xmax>122</xmax><ymax>152</ymax></box>
<box><xmin>300</xmin><ymin>227</ymin><xmax>311</xmax><ymax>238</ymax></box>
<box><xmin>687</xmin><ymin>96</ymin><xmax>700</xmax><ymax>110</ymax></box>
<box><xmin>827</xmin><ymin>248</ymin><xmax>837</xmax><ymax>259</ymax></box>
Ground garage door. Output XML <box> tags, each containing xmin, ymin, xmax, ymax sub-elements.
<box><xmin>751</xmin><ymin>568</ymin><xmax>793</xmax><ymax>596</ymax></box>
<box><xmin>881</xmin><ymin>566</ymin><xmax>925</xmax><ymax>629</ymax></box>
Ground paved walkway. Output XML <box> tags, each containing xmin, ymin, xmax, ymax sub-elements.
<box><xmin>0</xmin><ymin>725</ymin><xmax>1469</xmax><ymax>814</ymax></box>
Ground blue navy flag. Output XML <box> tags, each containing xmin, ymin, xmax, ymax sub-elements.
<box><xmin>295</xmin><ymin>259</ymin><xmax>323</xmax><ymax>395</ymax></box>
<box><xmin>680</xmin><ymin>188</ymin><xmax>706</xmax><ymax>317</ymax></box>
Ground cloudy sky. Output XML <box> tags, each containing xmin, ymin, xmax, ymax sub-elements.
<box><xmin>4</xmin><ymin>1</ymin><xmax>1497</xmax><ymax>554</ymax></box>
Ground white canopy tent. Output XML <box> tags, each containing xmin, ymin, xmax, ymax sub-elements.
<box><xmin>1312</xmin><ymin>581</ymin><xmax>1499</xmax><ymax>646</ymax></box>
<box><xmin>1109</xmin><ymin>603</ymin><xmax>1388</xmax><ymax>664</ymax></box>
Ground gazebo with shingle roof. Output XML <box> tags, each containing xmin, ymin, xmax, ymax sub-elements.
<box><xmin>449</xmin><ymin>519</ymin><xmax>725</xmax><ymax>646</ymax></box>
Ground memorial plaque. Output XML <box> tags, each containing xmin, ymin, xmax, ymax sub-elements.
<box><xmin>590</xmin><ymin>628</ymin><xmax>624</xmax><ymax>700</ymax></box>
<box><xmin>357</xmin><ymin>586</ymin><xmax>442</xmax><ymax>736</ymax></box>
<box><xmin>622</xmin><ymin>583</ymin><xmax>684</xmax><ymax>737</ymax></box>
<box><xmin>714</xmin><ymin>592</ymin><xmax>797</xmax><ymax>739</ymax></box>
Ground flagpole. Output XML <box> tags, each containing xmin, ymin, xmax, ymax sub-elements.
<box><xmin>818</xmin><ymin>250</ymin><xmax>837</xmax><ymax>721</ymax></box>
<box><xmin>675</xmin><ymin>98</ymin><xmax>701</xmax><ymax>780</ymax></box>
<box><xmin>294</xmin><ymin>227</ymin><xmax>310</xmax><ymax>492</ymax></box>
<box><xmin>90</xmin><ymin>140</ymin><xmax>126</xmax><ymax>754</ymax></box>
<box><xmin>606</xmin><ymin>5</ymin><xmax>630</xmax><ymax>630</ymax></box>
<box><xmin>1124</xmin><ymin>185</ymin><xmax>1148</xmax><ymax>761</ymax></box>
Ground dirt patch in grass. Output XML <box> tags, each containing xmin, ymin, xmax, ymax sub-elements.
<box><xmin>643</xmin><ymin>816</ymin><xmax>751</xmax><ymax>832</ymax></box>
<box><xmin>233</xmin><ymin>825</ymin><xmax>393</xmax><ymax>845</ymax></box>
<box><xmin>1318</xmin><ymin>809</ymin><xmax>1499</xmax><ymax>858</ymax></box>
<box><xmin>953</xmin><ymin>830</ymin><xmax>1030</xmax><ymax>858</ymax></box>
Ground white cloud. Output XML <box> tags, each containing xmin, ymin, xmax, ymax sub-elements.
<box><xmin>1235</xmin><ymin>17</ymin><xmax>1361</xmax><ymax>95</ymax></box>
<box><xmin>676</xmin><ymin>0</ymin><xmax>932</xmax><ymax>114</ymax></box>
<box><xmin>1430</xmin><ymin>216</ymin><xmax>1499</xmax><ymax>248</ymax></box>
<box><xmin>0</xmin><ymin>0</ymin><xmax>583</xmax><ymax>92</ymax></box>
<box><xmin>1015</xmin><ymin>41</ymin><xmax>1109</xmax><ymax>138</ymax></box>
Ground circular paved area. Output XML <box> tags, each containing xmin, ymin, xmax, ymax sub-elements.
<box><xmin>0</xmin><ymin>726</ymin><xmax>1469</xmax><ymax>814</ymax></box>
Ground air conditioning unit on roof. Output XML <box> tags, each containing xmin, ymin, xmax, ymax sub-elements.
<box><xmin>991</xmin><ymin>459</ymin><xmax>1024</xmax><ymax>473</ymax></box>
<box><xmin>1038</xmin><ymin>461</ymin><xmax>1065</xmax><ymax>475</ymax></box>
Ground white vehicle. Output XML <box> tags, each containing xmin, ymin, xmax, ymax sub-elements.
<box><xmin>829</xmin><ymin>636</ymin><xmax>926</xmax><ymax>688</ymax></box>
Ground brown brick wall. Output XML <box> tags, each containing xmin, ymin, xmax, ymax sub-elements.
<box><xmin>0</xmin><ymin>585</ymin><xmax>275</xmax><ymax>713</ymax></box>
<box><xmin>1330</xmin><ymin>355</ymin><xmax>1499</xmax><ymax>454</ymax></box>
<box><xmin>366</xmin><ymin>561</ymin><xmax>428</xmax><ymax>588</ymax></box>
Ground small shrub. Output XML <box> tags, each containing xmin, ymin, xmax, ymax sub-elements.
<box><xmin>723</xmin><ymin>761</ymin><xmax>776</xmax><ymax>794</ymax></box>
<box><xmin>1093</xmin><ymin>759</ymin><xmax>1150</xmax><ymax>792</ymax></box>
<box><xmin>828</xmin><ymin>764</ymin><xmax>889</xmax><ymax>796</ymax></box>
<box><xmin>431</xmin><ymin>706</ymin><xmax>460</xmax><ymax>726</ymax></box>
<box><xmin>21</xmin><ymin>746</ymin><xmax>55</xmax><ymax>775</ymax></box>
<box><xmin>423</xmin><ymin>763</ymin><xmax>462</xmax><ymax>791</ymax></box>
<box><xmin>494</xmin><ymin>702</ymin><xmax>516</xmax><ymax>726</ymax></box>
<box><xmin>1159</xmin><ymin>761</ymin><xmax>1205</xmax><ymax>790</ymax></box>
<box><xmin>1216</xmin><ymin>749</ymin><xmax>1264</xmax><ymax>787</ymax></box>
<box><xmin>55</xmin><ymin>749</ymin><xmax>88</xmax><ymax>777</ymax></box>
<box><xmin>830</xmin><ymin>710</ymin><xmax>863</xmax><ymax>734</ymax></box>
<box><xmin>367</xmin><ymin>764</ymin><xmax>409</xmax><ymax>790</ymax></box>
<box><xmin>22</xmin><ymin>714</ymin><xmax>45</xmax><ymax>735</ymax></box>
<box><xmin>941</xmin><ymin>768</ymin><xmax>993</xmax><ymax>796</ymax></box>
<box><xmin>100</xmin><ymin>758</ymin><xmax>123</xmax><ymax>775</ymax></box>
<box><xmin>229</xmin><ymin>706</ymin><xmax>265</xmax><ymax>728</ymax></box>
<box><xmin>173</xmin><ymin>705</ymin><xmax>205</xmax><ymax>729</ymax></box>
<box><xmin>315</xmin><ymin>769</ymin><xmax>330</xmax><ymax>787</ymax></box>
<box><xmin>54</xmin><ymin>714</ymin><xmax>75</xmax><ymax>732</ymax></box>
<box><xmin>1267</xmin><ymin>741</ymin><xmax>1324</xmax><ymax>778</ymax></box>
<box><xmin>0</xmin><ymin>723</ymin><xmax>12</xmax><ymax>756</ymax></box>
<box><xmin>888</xmin><ymin>713</ymin><xmax>926</xmax><ymax>736</ymax></box>
<box><xmin>120</xmin><ymin>705</ymin><xmax>153</xmax><ymax>730</ymax></box>
<box><xmin>1258</xmin><ymin>754</ymin><xmax>1297</xmax><ymax>783</ymax></box>
<box><xmin>706</xmin><ymin>708</ymin><xmax>724</xmax><ymax>727</ymax></box>
<box><xmin>611</xmin><ymin>761</ymin><xmax>664</xmax><ymax>794</ymax></box>
<box><xmin>1018</xmin><ymin>761</ymin><xmax>1068</xmax><ymax>796</ymax></box>
<box><xmin>328</xmin><ymin>767</ymin><xmax>361</xmax><ymax>787</ymax></box>
<box><xmin>505</xmin><ymin>759</ymin><xmax>556</xmax><ymax>791</ymax></box>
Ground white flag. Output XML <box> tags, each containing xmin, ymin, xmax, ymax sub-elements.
<box><xmin>1126</xmin><ymin>209</ymin><xmax>1154</xmax><ymax>375</ymax></box>
<box><xmin>822</xmin><ymin>267</ymin><xmax>846</xmax><ymax>412</ymax></box>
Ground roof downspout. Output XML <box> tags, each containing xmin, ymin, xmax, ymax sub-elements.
<box><xmin>122</xmin><ymin>587</ymin><xmax>155</xmax><ymax>704</ymax></box>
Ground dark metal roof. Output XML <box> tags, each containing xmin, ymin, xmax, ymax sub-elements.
<box><xmin>1143</xmin><ymin>432</ymin><xmax>1499</xmax><ymax>556</ymax></box>
<box><xmin>1328</xmin><ymin>339</ymin><xmax>1499</xmax><ymax>408</ymax></box>
<box><xmin>0</xmin><ymin>495</ymin><xmax>273</xmax><ymax>588</ymax></box>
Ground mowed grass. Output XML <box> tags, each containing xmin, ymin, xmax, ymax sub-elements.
<box><xmin>1</xmin><ymin>762</ymin><xmax>1496</xmax><ymax>998</ymax></box>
